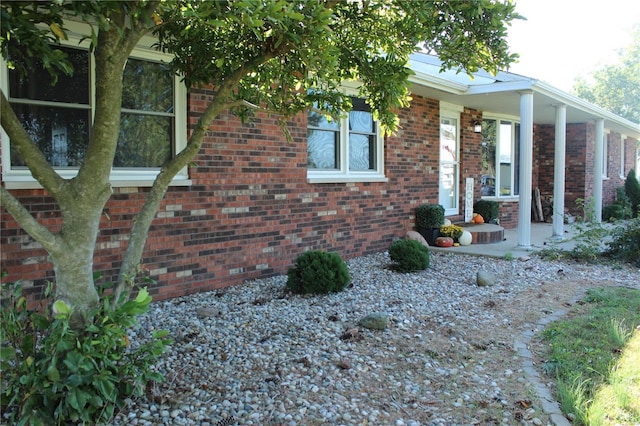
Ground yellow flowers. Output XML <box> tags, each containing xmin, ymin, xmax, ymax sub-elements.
<box><xmin>439</xmin><ymin>224</ymin><xmax>464</xmax><ymax>239</ymax></box>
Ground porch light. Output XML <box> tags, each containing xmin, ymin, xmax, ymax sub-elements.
<box><xmin>473</xmin><ymin>121</ymin><xmax>482</xmax><ymax>133</ymax></box>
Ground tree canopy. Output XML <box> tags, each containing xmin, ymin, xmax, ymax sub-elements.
<box><xmin>573</xmin><ymin>24</ymin><xmax>640</xmax><ymax>124</ymax></box>
<box><xmin>1</xmin><ymin>0</ymin><xmax>520</xmax><ymax>315</ymax></box>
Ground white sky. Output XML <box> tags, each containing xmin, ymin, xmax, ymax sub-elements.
<box><xmin>506</xmin><ymin>0</ymin><xmax>640</xmax><ymax>92</ymax></box>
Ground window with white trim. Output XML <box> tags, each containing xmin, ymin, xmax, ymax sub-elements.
<box><xmin>620</xmin><ymin>135</ymin><xmax>626</xmax><ymax>178</ymax></box>
<box><xmin>307</xmin><ymin>97</ymin><xmax>386</xmax><ymax>183</ymax></box>
<box><xmin>481</xmin><ymin>117</ymin><xmax>520</xmax><ymax>197</ymax></box>
<box><xmin>1</xmin><ymin>24</ymin><xmax>187</xmax><ymax>189</ymax></box>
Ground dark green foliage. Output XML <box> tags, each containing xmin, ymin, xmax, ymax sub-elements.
<box><xmin>603</xmin><ymin>203</ymin><xmax>628</xmax><ymax>221</ymax></box>
<box><xmin>473</xmin><ymin>199</ymin><xmax>499</xmax><ymax>222</ymax></box>
<box><xmin>0</xmin><ymin>282</ymin><xmax>171</xmax><ymax>426</ymax></box>
<box><xmin>606</xmin><ymin>217</ymin><xmax>640</xmax><ymax>266</ymax></box>
<box><xmin>415</xmin><ymin>204</ymin><xmax>445</xmax><ymax>229</ymax></box>
<box><xmin>287</xmin><ymin>250</ymin><xmax>351</xmax><ymax>294</ymax></box>
<box><xmin>388</xmin><ymin>239</ymin><xmax>430</xmax><ymax>272</ymax></box>
<box><xmin>624</xmin><ymin>170</ymin><xmax>640</xmax><ymax>217</ymax></box>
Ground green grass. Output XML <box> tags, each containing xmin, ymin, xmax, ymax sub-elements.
<box><xmin>540</xmin><ymin>286</ymin><xmax>640</xmax><ymax>425</ymax></box>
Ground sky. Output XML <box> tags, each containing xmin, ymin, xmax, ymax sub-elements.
<box><xmin>506</xmin><ymin>0</ymin><xmax>640</xmax><ymax>93</ymax></box>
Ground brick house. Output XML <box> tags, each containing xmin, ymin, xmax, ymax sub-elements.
<box><xmin>2</xmin><ymin>44</ymin><xmax>639</xmax><ymax>301</ymax></box>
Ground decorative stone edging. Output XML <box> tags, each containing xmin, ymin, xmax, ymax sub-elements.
<box><xmin>514</xmin><ymin>290</ymin><xmax>588</xmax><ymax>426</ymax></box>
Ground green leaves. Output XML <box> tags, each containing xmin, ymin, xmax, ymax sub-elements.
<box><xmin>574</xmin><ymin>24</ymin><xmax>640</xmax><ymax>123</ymax></box>
<box><xmin>0</xmin><ymin>281</ymin><xmax>171</xmax><ymax>425</ymax></box>
<box><xmin>161</xmin><ymin>0</ymin><xmax>516</xmax><ymax>133</ymax></box>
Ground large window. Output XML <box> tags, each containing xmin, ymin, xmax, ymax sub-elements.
<box><xmin>481</xmin><ymin>118</ymin><xmax>520</xmax><ymax>197</ymax></box>
<box><xmin>1</xmin><ymin>23</ymin><xmax>187</xmax><ymax>188</ymax></box>
<box><xmin>307</xmin><ymin>97</ymin><xmax>385</xmax><ymax>183</ymax></box>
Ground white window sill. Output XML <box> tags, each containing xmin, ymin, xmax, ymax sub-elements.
<box><xmin>307</xmin><ymin>175</ymin><xmax>388</xmax><ymax>184</ymax></box>
<box><xmin>3</xmin><ymin>173</ymin><xmax>191</xmax><ymax>190</ymax></box>
<box><xmin>481</xmin><ymin>196</ymin><xmax>519</xmax><ymax>202</ymax></box>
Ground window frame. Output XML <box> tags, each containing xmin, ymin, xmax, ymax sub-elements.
<box><xmin>1</xmin><ymin>21</ymin><xmax>189</xmax><ymax>189</ymax></box>
<box><xmin>480</xmin><ymin>113</ymin><xmax>521</xmax><ymax>201</ymax></box>
<box><xmin>306</xmin><ymin>88</ymin><xmax>386</xmax><ymax>184</ymax></box>
<box><xmin>602</xmin><ymin>131</ymin><xmax>609</xmax><ymax>179</ymax></box>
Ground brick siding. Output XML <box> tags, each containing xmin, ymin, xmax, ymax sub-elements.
<box><xmin>1</xmin><ymin>91</ymin><xmax>637</xmax><ymax>302</ymax></box>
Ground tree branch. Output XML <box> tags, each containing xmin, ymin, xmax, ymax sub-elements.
<box><xmin>0</xmin><ymin>186</ymin><xmax>59</xmax><ymax>254</ymax></box>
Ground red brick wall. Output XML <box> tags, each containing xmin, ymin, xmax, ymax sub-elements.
<box><xmin>2</xmin><ymin>91</ymin><xmax>636</xmax><ymax>301</ymax></box>
<box><xmin>533</xmin><ymin>123</ymin><xmax>637</xmax><ymax>218</ymax></box>
<box><xmin>1</xmin><ymin>93</ymin><xmax>449</xmax><ymax>301</ymax></box>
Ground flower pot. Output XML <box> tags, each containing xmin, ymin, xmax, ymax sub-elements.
<box><xmin>417</xmin><ymin>227</ymin><xmax>440</xmax><ymax>246</ymax></box>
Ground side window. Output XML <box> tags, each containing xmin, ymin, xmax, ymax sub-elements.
<box><xmin>1</xmin><ymin>29</ymin><xmax>187</xmax><ymax>188</ymax></box>
<box><xmin>307</xmin><ymin>97</ymin><xmax>385</xmax><ymax>183</ymax></box>
<box><xmin>8</xmin><ymin>46</ymin><xmax>91</xmax><ymax>168</ymax></box>
<box><xmin>481</xmin><ymin>117</ymin><xmax>520</xmax><ymax>198</ymax></box>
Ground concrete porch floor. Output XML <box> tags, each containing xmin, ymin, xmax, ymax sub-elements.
<box><xmin>428</xmin><ymin>222</ymin><xmax>580</xmax><ymax>259</ymax></box>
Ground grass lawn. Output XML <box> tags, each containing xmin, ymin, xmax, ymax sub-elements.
<box><xmin>540</xmin><ymin>286</ymin><xmax>640</xmax><ymax>425</ymax></box>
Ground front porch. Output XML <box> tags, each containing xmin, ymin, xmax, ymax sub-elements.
<box><xmin>429</xmin><ymin>222</ymin><xmax>580</xmax><ymax>259</ymax></box>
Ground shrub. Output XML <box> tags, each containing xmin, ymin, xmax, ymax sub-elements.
<box><xmin>415</xmin><ymin>204</ymin><xmax>445</xmax><ymax>229</ymax></box>
<box><xmin>473</xmin><ymin>200</ymin><xmax>499</xmax><ymax>223</ymax></box>
<box><xmin>287</xmin><ymin>250</ymin><xmax>351</xmax><ymax>294</ymax></box>
<box><xmin>604</xmin><ymin>186</ymin><xmax>633</xmax><ymax>221</ymax></box>
<box><xmin>0</xmin><ymin>282</ymin><xmax>171</xmax><ymax>426</ymax></box>
<box><xmin>388</xmin><ymin>239</ymin><xmax>430</xmax><ymax>272</ymax></box>
<box><xmin>603</xmin><ymin>204</ymin><xmax>627</xmax><ymax>221</ymax></box>
<box><xmin>606</xmin><ymin>217</ymin><xmax>640</xmax><ymax>266</ymax></box>
<box><xmin>624</xmin><ymin>170</ymin><xmax>640</xmax><ymax>217</ymax></box>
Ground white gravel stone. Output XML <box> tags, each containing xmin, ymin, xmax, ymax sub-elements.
<box><xmin>110</xmin><ymin>251</ymin><xmax>639</xmax><ymax>425</ymax></box>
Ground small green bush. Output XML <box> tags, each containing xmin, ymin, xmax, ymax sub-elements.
<box><xmin>0</xmin><ymin>282</ymin><xmax>171</xmax><ymax>426</ymax></box>
<box><xmin>603</xmin><ymin>204</ymin><xmax>627</xmax><ymax>221</ymax></box>
<box><xmin>624</xmin><ymin>170</ymin><xmax>640</xmax><ymax>217</ymax></box>
<box><xmin>287</xmin><ymin>250</ymin><xmax>351</xmax><ymax>294</ymax></box>
<box><xmin>473</xmin><ymin>199</ymin><xmax>499</xmax><ymax>222</ymax></box>
<box><xmin>388</xmin><ymin>239</ymin><xmax>430</xmax><ymax>272</ymax></box>
<box><xmin>603</xmin><ymin>186</ymin><xmax>633</xmax><ymax>221</ymax></box>
<box><xmin>606</xmin><ymin>217</ymin><xmax>640</xmax><ymax>267</ymax></box>
<box><xmin>416</xmin><ymin>204</ymin><xmax>445</xmax><ymax>229</ymax></box>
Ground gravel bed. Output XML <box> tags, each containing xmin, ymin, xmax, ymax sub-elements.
<box><xmin>113</xmin><ymin>251</ymin><xmax>639</xmax><ymax>426</ymax></box>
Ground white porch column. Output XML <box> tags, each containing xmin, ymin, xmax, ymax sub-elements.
<box><xmin>518</xmin><ymin>91</ymin><xmax>534</xmax><ymax>247</ymax></box>
<box><xmin>552</xmin><ymin>105</ymin><xmax>567</xmax><ymax>239</ymax></box>
<box><xmin>593</xmin><ymin>118</ymin><xmax>605</xmax><ymax>223</ymax></box>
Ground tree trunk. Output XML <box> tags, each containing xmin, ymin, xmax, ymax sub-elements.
<box><xmin>51</xmin><ymin>245</ymin><xmax>100</xmax><ymax>316</ymax></box>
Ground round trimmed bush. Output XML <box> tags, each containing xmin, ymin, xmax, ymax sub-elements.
<box><xmin>287</xmin><ymin>250</ymin><xmax>351</xmax><ymax>294</ymax></box>
<box><xmin>473</xmin><ymin>200</ymin><xmax>499</xmax><ymax>223</ymax></box>
<box><xmin>388</xmin><ymin>239</ymin><xmax>430</xmax><ymax>272</ymax></box>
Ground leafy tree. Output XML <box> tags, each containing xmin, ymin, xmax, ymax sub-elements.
<box><xmin>573</xmin><ymin>24</ymin><xmax>640</xmax><ymax>123</ymax></box>
<box><xmin>1</xmin><ymin>0</ymin><xmax>520</xmax><ymax>318</ymax></box>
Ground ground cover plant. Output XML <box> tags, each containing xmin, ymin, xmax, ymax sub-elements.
<box><xmin>539</xmin><ymin>286</ymin><xmax>640</xmax><ymax>425</ymax></box>
<box><xmin>0</xmin><ymin>281</ymin><xmax>171</xmax><ymax>425</ymax></box>
<box><xmin>539</xmin><ymin>196</ymin><xmax>640</xmax><ymax>266</ymax></box>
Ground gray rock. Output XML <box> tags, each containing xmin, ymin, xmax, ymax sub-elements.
<box><xmin>358</xmin><ymin>312</ymin><xmax>389</xmax><ymax>330</ymax></box>
<box><xmin>406</xmin><ymin>231</ymin><xmax>429</xmax><ymax>247</ymax></box>
<box><xmin>196</xmin><ymin>307</ymin><xmax>220</xmax><ymax>318</ymax></box>
<box><xmin>476</xmin><ymin>270</ymin><xmax>497</xmax><ymax>287</ymax></box>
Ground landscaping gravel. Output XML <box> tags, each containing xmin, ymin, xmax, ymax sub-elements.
<box><xmin>113</xmin><ymin>251</ymin><xmax>640</xmax><ymax>426</ymax></box>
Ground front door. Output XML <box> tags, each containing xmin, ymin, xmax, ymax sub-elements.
<box><xmin>439</xmin><ymin>115</ymin><xmax>459</xmax><ymax>216</ymax></box>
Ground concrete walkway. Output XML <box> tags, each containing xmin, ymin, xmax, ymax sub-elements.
<box><xmin>429</xmin><ymin>222</ymin><xmax>580</xmax><ymax>259</ymax></box>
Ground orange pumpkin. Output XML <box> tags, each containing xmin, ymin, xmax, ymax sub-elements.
<box><xmin>434</xmin><ymin>236</ymin><xmax>454</xmax><ymax>247</ymax></box>
<box><xmin>473</xmin><ymin>214</ymin><xmax>485</xmax><ymax>224</ymax></box>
